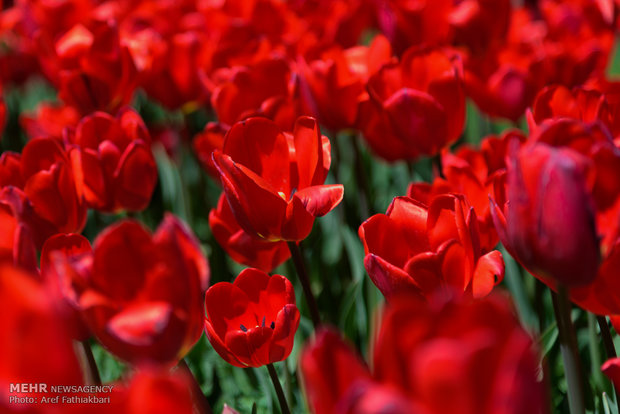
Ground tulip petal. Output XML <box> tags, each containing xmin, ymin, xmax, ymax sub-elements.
<box><xmin>114</xmin><ymin>140</ymin><xmax>157</xmax><ymax>211</ymax></box>
<box><xmin>204</xmin><ymin>319</ymin><xmax>246</xmax><ymax>368</ymax></box>
<box><xmin>293</xmin><ymin>184</ymin><xmax>344</xmax><ymax>217</ymax></box>
<box><xmin>292</xmin><ymin>116</ymin><xmax>324</xmax><ymax>189</ymax></box>
<box><xmin>106</xmin><ymin>301</ymin><xmax>173</xmax><ymax>346</ymax></box>
<box><xmin>472</xmin><ymin>250</ymin><xmax>504</xmax><ymax>298</ymax></box>
<box><xmin>366</xmin><ymin>254</ymin><xmax>422</xmax><ymax>299</ymax></box>
<box><xmin>213</xmin><ymin>150</ymin><xmax>288</xmax><ymax>240</ymax></box>
<box><xmin>269</xmin><ymin>304</ymin><xmax>300</xmax><ymax>362</ymax></box>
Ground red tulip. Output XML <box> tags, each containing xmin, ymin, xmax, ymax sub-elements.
<box><xmin>297</xmin><ymin>35</ymin><xmax>391</xmax><ymax>131</ymax></box>
<box><xmin>0</xmin><ymin>94</ymin><xmax>5</xmax><ymax>139</ymax></box>
<box><xmin>372</xmin><ymin>0</ymin><xmax>452</xmax><ymax>54</ymax></box>
<box><xmin>135</xmin><ymin>28</ymin><xmax>209</xmax><ymax>110</ymax></box>
<box><xmin>20</xmin><ymin>102</ymin><xmax>80</xmax><ymax>140</ymax></box>
<box><xmin>0</xmin><ymin>152</ymin><xmax>24</xmax><ymax>189</ymax></box>
<box><xmin>1</xmin><ymin>264</ymin><xmax>84</xmax><ymax>410</ymax></box>
<box><xmin>211</xmin><ymin>57</ymin><xmax>298</xmax><ymax>129</ymax></box>
<box><xmin>204</xmin><ymin>268</ymin><xmax>300</xmax><ymax>368</ymax></box>
<box><xmin>193</xmin><ymin>122</ymin><xmax>228</xmax><ymax>178</ymax></box>
<box><xmin>300</xmin><ymin>293</ymin><xmax>546</xmax><ymax>414</ymax></box>
<box><xmin>407</xmin><ymin>129</ymin><xmax>527</xmax><ymax>252</ymax></box>
<box><xmin>358</xmin><ymin>46</ymin><xmax>465</xmax><ymax>162</ymax></box>
<box><xmin>300</xmin><ymin>329</ymin><xmax>372</xmax><ymax>414</ymax></box>
<box><xmin>65</xmin><ymin>107</ymin><xmax>157</xmax><ymax>212</ymax></box>
<box><xmin>359</xmin><ymin>195</ymin><xmax>504</xmax><ymax>300</ymax></box>
<box><xmin>50</xmin><ymin>20</ymin><xmax>138</xmax><ymax>114</ymax></box>
<box><xmin>449</xmin><ymin>0</ymin><xmax>512</xmax><ymax>55</ymax></box>
<box><xmin>532</xmin><ymin>85</ymin><xmax>607</xmax><ymax>127</ymax></box>
<box><xmin>40</xmin><ymin>233</ymin><xmax>92</xmax><ymax>340</ymax></box>
<box><xmin>212</xmin><ymin>116</ymin><xmax>343</xmax><ymax>242</ymax></box>
<box><xmin>109</xmin><ymin>367</ymin><xmax>202</xmax><ymax>414</ymax></box>
<box><xmin>209</xmin><ymin>193</ymin><xmax>290</xmax><ymax>272</ymax></box>
<box><xmin>491</xmin><ymin>140</ymin><xmax>600</xmax><ymax>286</ymax></box>
<box><xmin>19</xmin><ymin>137</ymin><xmax>87</xmax><ymax>242</ymax></box>
<box><xmin>0</xmin><ymin>187</ymin><xmax>43</xmax><ymax>271</ymax></box>
<box><xmin>58</xmin><ymin>215</ymin><xmax>209</xmax><ymax>365</ymax></box>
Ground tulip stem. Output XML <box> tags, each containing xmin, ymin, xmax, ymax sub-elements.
<box><xmin>597</xmin><ymin>315</ymin><xmax>617</xmax><ymax>358</ymax></box>
<box><xmin>350</xmin><ymin>133</ymin><xmax>371</xmax><ymax>219</ymax></box>
<box><xmin>287</xmin><ymin>241</ymin><xmax>321</xmax><ymax>328</ymax></box>
<box><xmin>596</xmin><ymin>315</ymin><xmax>620</xmax><ymax>413</ymax></box>
<box><xmin>432</xmin><ymin>153</ymin><xmax>445</xmax><ymax>179</ymax></box>
<box><xmin>79</xmin><ymin>340</ymin><xmax>101</xmax><ymax>385</ymax></box>
<box><xmin>267</xmin><ymin>363</ymin><xmax>291</xmax><ymax>414</ymax></box>
<box><xmin>178</xmin><ymin>359</ymin><xmax>213</xmax><ymax>414</ymax></box>
<box><xmin>551</xmin><ymin>286</ymin><xmax>585</xmax><ymax>414</ymax></box>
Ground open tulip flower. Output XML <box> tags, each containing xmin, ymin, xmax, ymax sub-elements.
<box><xmin>65</xmin><ymin>107</ymin><xmax>157</xmax><ymax>213</ymax></box>
<box><xmin>358</xmin><ymin>46</ymin><xmax>465</xmax><ymax>162</ymax></box>
<box><xmin>0</xmin><ymin>137</ymin><xmax>87</xmax><ymax>248</ymax></box>
<box><xmin>54</xmin><ymin>214</ymin><xmax>209</xmax><ymax>366</ymax></box>
<box><xmin>212</xmin><ymin>116</ymin><xmax>344</xmax><ymax>242</ymax></box>
<box><xmin>204</xmin><ymin>268</ymin><xmax>300</xmax><ymax>368</ymax></box>
<box><xmin>301</xmin><ymin>293</ymin><xmax>546</xmax><ymax>414</ymax></box>
<box><xmin>360</xmin><ymin>194</ymin><xmax>504</xmax><ymax>301</ymax></box>
<box><xmin>1</xmin><ymin>264</ymin><xmax>85</xmax><ymax>408</ymax></box>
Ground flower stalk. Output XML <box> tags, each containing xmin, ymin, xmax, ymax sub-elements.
<box><xmin>551</xmin><ymin>286</ymin><xmax>584</xmax><ymax>414</ymax></box>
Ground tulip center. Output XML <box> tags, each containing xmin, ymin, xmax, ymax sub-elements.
<box><xmin>278</xmin><ymin>187</ymin><xmax>297</xmax><ymax>201</ymax></box>
<box><xmin>239</xmin><ymin>316</ymin><xmax>275</xmax><ymax>332</ymax></box>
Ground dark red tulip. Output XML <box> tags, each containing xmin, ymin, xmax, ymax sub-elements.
<box><xmin>449</xmin><ymin>0</ymin><xmax>512</xmax><ymax>55</ymax></box>
<box><xmin>359</xmin><ymin>195</ymin><xmax>504</xmax><ymax>300</ymax></box>
<box><xmin>300</xmin><ymin>293</ymin><xmax>546</xmax><ymax>414</ymax></box>
<box><xmin>372</xmin><ymin>0</ymin><xmax>452</xmax><ymax>54</ymax></box>
<box><xmin>209</xmin><ymin>193</ymin><xmax>290</xmax><ymax>273</ymax></box>
<box><xmin>528</xmin><ymin>118</ymin><xmax>620</xmax><ymax>211</ymax></box>
<box><xmin>212</xmin><ymin>116</ymin><xmax>343</xmax><ymax>242</ymax></box>
<box><xmin>65</xmin><ymin>107</ymin><xmax>157</xmax><ymax>212</ymax></box>
<box><xmin>491</xmin><ymin>140</ymin><xmax>600</xmax><ymax>286</ymax></box>
<box><xmin>58</xmin><ymin>214</ymin><xmax>209</xmax><ymax>365</ymax></box>
<box><xmin>0</xmin><ymin>187</ymin><xmax>45</xmax><ymax>270</ymax></box>
<box><xmin>204</xmin><ymin>268</ymin><xmax>299</xmax><ymax>368</ymax></box>
<box><xmin>358</xmin><ymin>46</ymin><xmax>465</xmax><ymax>162</ymax></box>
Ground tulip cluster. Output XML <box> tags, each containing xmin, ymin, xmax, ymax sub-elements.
<box><xmin>1</xmin><ymin>0</ymin><xmax>620</xmax><ymax>413</ymax></box>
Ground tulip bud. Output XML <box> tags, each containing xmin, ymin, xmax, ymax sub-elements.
<box><xmin>492</xmin><ymin>141</ymin><xmax>600</xmax><ymax>286</ymax></box>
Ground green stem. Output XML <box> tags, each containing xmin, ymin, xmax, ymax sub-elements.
<box><xmin>79</xmin><ymin>340</ymin><xmax>101</xmax><ymax>385</ymax></box>
<box><xmin>551</xmin><ymin>286</ymin><xmax>585</xmax><ymax>414</ymax></box>
<box><xmin>597</xmin><ymin>315</ymin><xmax>617</xmax><ymax>358</ymax></box>
<box><xmin>350</xmin><ymin>134</ymin><xmax>371</xmax><ymax>219</ymax></box>
<box><xmin>267</xmin><ymin>363</ymin><xmax>291</xmax><ymax>414</ymax></box>
<box><xmin>287</xmin><ymin>241</ymin><xmax>321</xmax><ymax>328</ymax></box>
